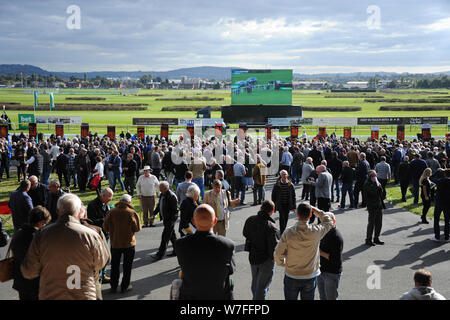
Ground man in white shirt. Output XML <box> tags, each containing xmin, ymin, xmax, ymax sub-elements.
<box><xmin>136</xmin><ymin>166</ymin><xmax>160</xmax><ymax>227</ymax></box>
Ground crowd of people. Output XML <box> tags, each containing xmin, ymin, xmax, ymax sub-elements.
<box><xmin>0</xmin><ymin>128</ymin><xmax>449</xmax><ymax>300</ymax></box>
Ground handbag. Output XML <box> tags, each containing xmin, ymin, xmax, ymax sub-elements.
<box><xmin>0</xmin><ymin>243</ymin><xmax>14</xmax><ymax>283</ymax></box>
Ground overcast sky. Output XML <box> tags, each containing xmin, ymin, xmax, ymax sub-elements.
<box><xmin>1</xmin><ymin>0</ymin><xmax>449</xmax><ymax>73</ymax></box>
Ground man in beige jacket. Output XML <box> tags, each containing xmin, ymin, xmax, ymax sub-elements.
<box><xmin>21</xmin><ymin>193</ymin><xmax>111</xmax><ymax>300</ymax></box>
<box><xmin>274</xmin><ymin>202</ymin><xmax>335</xmax><ymax>300</ymax></box>
<box><xmin>203</xmin><ymin>179</ymin><xmax>240</xmax><ymax>237</ymax></box>
<box><xmin>103</xmin><ymin>194</ymin><xmax>141</xmax><ymax>293</ymax></box>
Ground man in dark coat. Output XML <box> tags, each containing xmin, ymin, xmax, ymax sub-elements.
<box><xmin>354</xmin><ymin>152</ymin><xmax>370</xmax><ymax>208</ymax></box>
<box><xmin>271</xmin><ymin>170</ymin><xmax>296</xmax><ymax>235</ymax></box>
<box><xmin>55</xmin><ymin>147</ymin><xmax>69</xmax><ymax>188</ymax></box>
<box><xmin>398</xmin><ymin>156</ymin><xmax>411</xmax><ymax>202</ymax></box>
<box><xmin>243</xmin><ymin>200</ymin><xmax>279</xmax><ymax>300</ymax></box>
<box><xmin>40</xmin><ymin>144</ymin><xmax>52</xmax><ymax>186</ymax></box>
<box><xmin>10</xmin><ymin>206</ymin><xmax>51</xmax><ymax>300</ymax></box>
<box><xmin>363</xmin><ymin>170</ymin><xmax>386</xmax><ymax>246</ymax></box>
<box><xmin>9</xmin><ymin>179</ymin><xmax>33</xmax><ymax>233</ymax></box>
<box><xmin>27</xmin><ymin>175</ymin><xmax>48</xmax><ymax>207</ymax></box>
<box><xmin>409</xmin><ymin>153</ymin><xmax>428</xmax><ymax>204</ymax></box>
<box><xmin>26</xmin><ymin>147</ymin><xmax>43</xmax><ymax>179</ymax></box>
<box><xmin>175</xmin><ymin>204</ymin><xmax>235</xmax><ymax>300</ymax></box>
<box><xmin>75</xmin><ymin>148</ymin><xmax>91</xmax><ymax>192</ymax></box>
<box><xmin>45</xmin><ymin>179</ymin><xmax>66</xmax><ymax>223</ymax></box>
<box><xmin>152</xmin><ymin>181</ymin><xmax>179</xmax><ymax>260</ymax></box>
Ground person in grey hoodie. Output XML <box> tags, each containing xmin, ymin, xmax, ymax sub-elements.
<box><xmin>399</xmin><ymin>269</ymin><xmax>445</xmax><ymax>300</ymax></box>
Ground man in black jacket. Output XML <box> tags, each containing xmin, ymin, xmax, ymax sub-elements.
<box><xmin>123</xmin><ymin>153</ymin><xmax>137</xmax><ymax>196</ymax></box>
<box><xmin>339</xmin><ymin>161</ymin><xmax>355</xmax><ymax>209</ymax></box>
<box><xmin>329</xmin><ymin>151</ymin><xmax>342</xmax><ymax>203</ymax></box>
<box><xmin>363</xmin><ymin>170</ymin><xmax>386</xmax><ymax>246</ymax></box>
<box><xmin>75</xmin><ymin>148</ymin><xmax>91</xmax><ymax>192</ymax></box>
<box><xmin>175</xmin><ymin>204</ymin><xmax>235</xmax><ymax>300</ymax></box>
<box><xmin>27</xmin><ymin>175</ymin><xmax>48</xmax><ymax>207</ymax></box>
<box><xmin>55</xmin><ymin>148</ymin><xmax>69</xmax><ymax>188</ymax></box>
<box><xmin>409</xmin><ymin>153</ymin><xmax>428</xmax><ymax>204</ymax></box>
<box><xmin>152</xmin><ymin>181</ymin><xmax>179</xmax><ymax>260</ymax></box>
<box><xmin>243</xmin><ymin>200</ymin><xmax>279</xmax><ymax>300</ymax></box>
<box><xmin>10</xmin><ymin>206</ymin><xmax>51</xmax><ymax>300</ymax></box>
<box><xmin>354</xmin><ymin>153</ymin><xmax>370</xmax><ymax>208</ymax></box>
<box><xmin>87</xmin><ymin>187</ymin><xmax>114</xmax><ymax>283</ymax></box>
<box><xmin>398</xmin><ymin>156</ymin><xmax>410</xmax><ymax>202</ymax></box>
<box><xmin>318</xmin><ymin>219</ymin><xmax>343</xmax><ymax>300</ymax></box>
<box><xmin>271</xmin><ymin>170</ymin><xmax>296</xmax><ymax>235</ymax></box>
<box><xmin>45</xmin><ymin>179</ymin><xmax>66</xmax><ymax>223</ymax></box>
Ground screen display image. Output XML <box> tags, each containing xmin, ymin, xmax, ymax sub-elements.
<box><xmin>231</xmin><ymin>69</ymin><xmax>293</xmax><ymax>105</ymax></box>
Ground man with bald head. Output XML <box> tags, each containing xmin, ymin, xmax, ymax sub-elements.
<box><xmin>175</xmin><ymin>204</ymin><xmax>236</xmax><ymax>300</ymax></box>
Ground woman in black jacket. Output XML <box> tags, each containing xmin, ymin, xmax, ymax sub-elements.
<box><xmin>179</xmin><ymin>184</ymin><xmax>201</xmax><ymax>237</ymax></box>
<box><xmin>10</xmin><ymin>206</ymin><xmax>51</xmax><ymax>300</ymax></box>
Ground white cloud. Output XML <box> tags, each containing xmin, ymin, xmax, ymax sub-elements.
<box><xmin>422</xmin><ymin>17</ymin><xmax>450</xmax><ymax>32</ymax></box>
<box><xmin>218</xmin><ymin>17</ymin><xmax>339</xmax><ymax>41</ymax></box>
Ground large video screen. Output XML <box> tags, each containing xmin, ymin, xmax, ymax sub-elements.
<box><xmin>231</xmin><ymin>69</ymin><xmax>293</xmax><ymax>105</ymax></box>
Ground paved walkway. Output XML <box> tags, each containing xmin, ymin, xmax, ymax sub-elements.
<box><xmin>1</xmin><ymin>178</ymin><xmax>449</xmax><ymax>300</ymax></box>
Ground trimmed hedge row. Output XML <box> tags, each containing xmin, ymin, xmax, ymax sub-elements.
<box><xmin>302</xmin><ymin>106</ymin><xmax>362</xmax><ymax>112</ymax></box>
<box><xmin>380</xmin><ymin>90</ymin><xmax>448</xmax><ymax>95</ymax></box>
<box><xmin>156</xmin><ymin>97</ymin><xmax>224</xmax><ymax>101</ymax></box>
<box><xmin>38</xmin><ymin>103</ymin><xmax>148</xmax><ymax>106</ymax></box>
<box><xmin>5</xmin><ymin>105</ymin><xmax>147</xmax><ymax>111</ymax></box>
<box><xmin>65</xmin><ymin>97</ymin><xmax>106</xmax><ymax>100</ymax></box>
<box><xmin>137</xmin><ymin>94</ymin><xmax>164</xmax><ymax>96</ymax></box>
<box><xmin>161</xmin><ymin>106</ymin><xmax>221</xmax><ymax>112</ymax></box>
<box><xmin>379</xmin><ymin>105</ymin><xmax>450</xmax><ymax>111</ymax></box>
<box><xmin>365</xmin><ymin>98</ymin><xmax>450</xmax><ymax>103</ymax></box>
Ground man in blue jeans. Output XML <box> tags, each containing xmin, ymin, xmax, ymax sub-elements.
<box><xmin>243</xmin><ymin>200</ymin><xmax>279</xmax><ymax>300</ymax></box>
<box><xmin>109</xmin><ymin>150</ymin><xmax>125</xmax><ymax>192</ymax></box>
<box><xmin>275</xmin><ymin>202</ymin><xmax>335</xmax><ymax>300</ymax></box>
<box><xmin>233</xmin><ymin>157</ymin><xmax>247</xmax><ymax>205</ymax></box>
<box><xmin>318</xmin><ymin>218</ymin><xmax>343</xmax><ymax>300</ymax></box>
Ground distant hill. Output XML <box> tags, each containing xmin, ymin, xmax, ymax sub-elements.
<box><xmin>1</xmin><ymin>64</ymin><xmax>449</xmax><ymax>81</ymax></box>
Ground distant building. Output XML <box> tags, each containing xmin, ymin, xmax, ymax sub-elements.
<box><xmin>293</xmin><ymin>81</ymin><xmax>328</xmax><ymax>90</ymax></box>
<box><xmin>344</xmin><ymin>81</ymin><xmax>369</xmax><ymax>89</ymax></box>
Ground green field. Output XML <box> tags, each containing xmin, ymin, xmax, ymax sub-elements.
<box><xmin>0</xmin><ymin>88</ymin><xmax>449</xmax><ymax>136</ymax></box>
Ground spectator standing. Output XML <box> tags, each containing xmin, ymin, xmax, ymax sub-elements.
<box><xmin>21</xmin><ymin>193</ymin><xmax>111</xmax><ymax>300</ymax></box>
<box><xmin>318</xmin><ymin>217</ymin><xmax>343</xmax><ymax>300</ymax></box>
<box><xmin>374</xmin><ymin>156</ymin><xmax>391</xmax><ymax>199</ymax></box>
<box><xmin>109</xmin><ymin>150</ymin><xmax>125</xmax><ymax>192</ymax></box>
<box><xmin>123</xmin><ymin>153</ymin><xmax>137</xmax><ymax>196</ymax></box>
<box><xmin>151</xmin><ymin>145</ymin><xmax>162</xmax><ymax>179</ymax></box>
<box><xmin>136</xmin><ymin>166</ymin><xmax>160</xmax><ymax>227</ymax></box>
<box><xmin>45</xmin><ymin>179</ymin><xmax>66</xmax><ymax>223</ymax></box>
<box><xmin>11</xmin><ymin>206</ymin><xmax>51</xmax><ymax>300</ymax></box>
<box><xmin>252</xmin><ymin>155</ymin><xmax>267</xmax><ymax>206</ymax></box>
<box><xmin>274</xmin><ymin>203</ymin><xmax>335</xmax><ymax>300</ymax></box>
<box><xmin>339</xmin><ymin>161</ymin><xmax>355</xmax><ymax>209</ymax></box>
<box><xmin>67</xmin><ymin>148</ymin><xmax>77</xmax><ymax>189</ymax></box>
<box><xmin>40</xmin><ymin>144</ymin><xmax>52</xmax><ymax>186</ymax></box>
<box><xmin>103</xmin><ymin>194</ymin><xmax>141</xmax><ymax>294</ymax></box>
<box><xmin>174</xmin><ymin>204</ymin><xmax>236</xmax><ymax>300</ymax></box>
<box><xmin>179</xmin><ymin>184</ymin><xmax>201</xmax><ymax>237</ymax></box>
<box><xmin>310</xmin><ymin>165</ymin><xmax>333</xmax><ymax>223</ymax></box>
<box><xmin>189</xmin><ymin>152</ymin><xmax>207</xmax><ymax>200</ymax></box>
<box><xmin>243</xmin><ymin>200</ymin><xmax>279</xmax><ymax>300</ymax></box>
<box><xmin>151</xmin><ymin>181</ymin><xmax>179</xmax><ymax>260</ymax></box>
<box><xmin>271</xmin><ymin>170</ymin><xmax>296</xmax><ymax>235</ymax></box>
<box><xmin>409</xmin><ymin>153</ymin><xmax>428</xmax><ymax>204</ymax></box>
<box><xmin>430</xmin><ymin>169</ymin><xmax>450</xmax><ymax>242</ymax></box>
<box><xmin>399</xmin><ymin>156</ymin><xmax>410</xmax><ymax>202</ymax></box>
<box><xmin>176</xmin><ymin>171</ymin><xmax>195</xmax><ymax>205</ymax></box>
<box><xmin>354</xmin><ymin>153</ymin><xmax>370</xmax><ymax>208</ymax></box>
<box><xmin>364</xmin><ymin>170</ymin><xmax>386</xmax><ymax>246</ymax></box>
<box><xmin>301</xmin><ymin>157</ymin><xmax>314</xmax><ymax>201</ymax></box>
<box><xmin>76</xmin><ymin>148</ymin><xmax>91</xmax><ymax>192</ymax></box>
<box><xmin>233</xmin><ymin>157</ymin><xmax>247</xmax><ymax>205</ymax></box>
<box><xmin>9</xmin><ymin>179</ymin><xmax>33</xmax><ymax>233</ymax></box>
<box><xmin>419</xmin><ymin>168</ymin><xmax>432</xmax><ymax>224</ymax></box>
<box><xmin>203</xmin><ymin>179</ymin><xmax>239</xmax><ymax>237</ymax></box>
<box><xmin>329</xmin><ymin>151</ymin><xmax>342</xmax><ymax>203</ymax></box>
<box><xmin>55</xmin><ymin>147</ymin><xmax>69</xmax><ymax>188</ymax></box>
<box><xmin>27</xmin><ymin>175</ymin><xmax>48</xmax><ymax>207</ymax></box>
